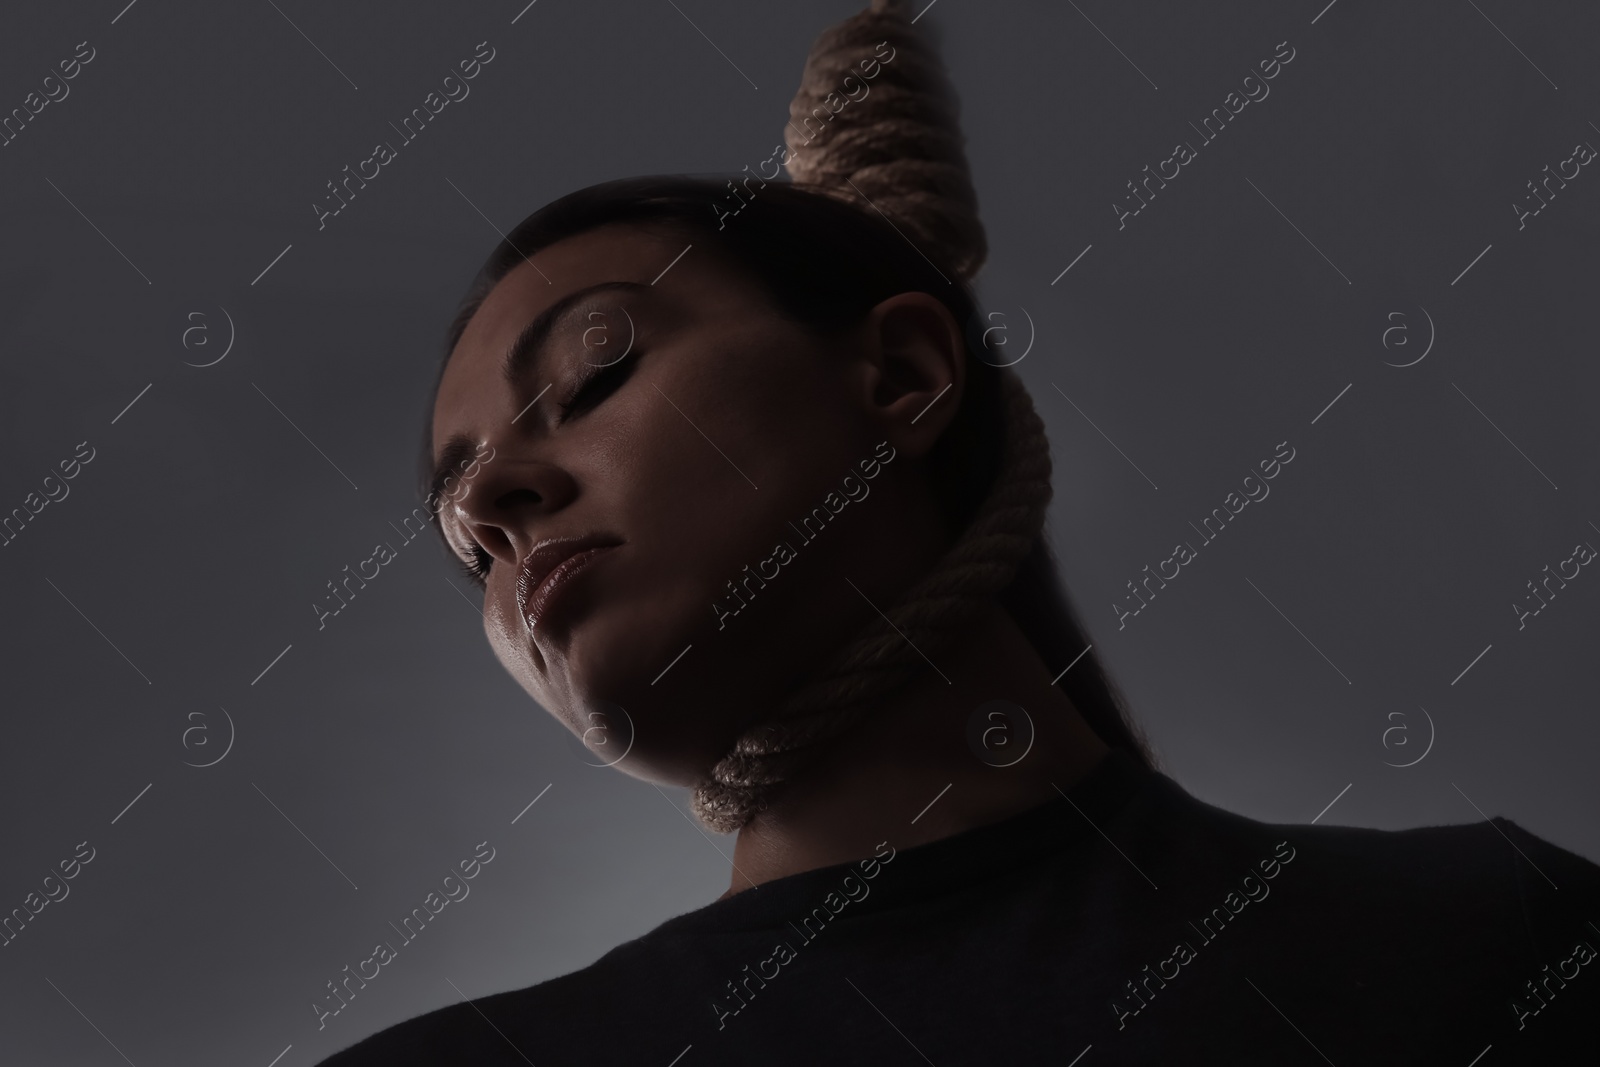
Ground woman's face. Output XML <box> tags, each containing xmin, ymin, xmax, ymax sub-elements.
<box><xmin>431</xmin><ymin>223</ymin><xmax>958</xmax><ymax>785</ymax></box>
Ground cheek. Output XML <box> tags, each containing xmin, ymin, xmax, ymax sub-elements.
<box><xmin>483</xmin><ymin>335</ymin><xmax>862</xmax><ymax>756</ymax></box>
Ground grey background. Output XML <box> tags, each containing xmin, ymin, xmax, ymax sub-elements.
<box><xmin>1</xmin><ymin>0</ymin><xmax>1596</xmax><ymax>1063</ymax></box>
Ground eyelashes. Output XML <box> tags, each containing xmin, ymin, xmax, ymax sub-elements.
<box><xmin>455</xmin><ymin>541</ymin><xmax>492</xmax><ymax>589</ymax></box>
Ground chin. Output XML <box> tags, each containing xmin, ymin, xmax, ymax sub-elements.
<box><xmin>490</xmin><ymin>578</ymin><xmax>754</xmax><ymax>785</ymax></box>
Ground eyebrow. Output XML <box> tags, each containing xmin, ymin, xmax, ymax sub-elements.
<box><xmin>426</xmin><ymin>280</ymin><xmax>652</xmax><ymax>525</ymax></box>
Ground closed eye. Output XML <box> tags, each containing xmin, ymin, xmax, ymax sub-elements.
<box><xmin>557</xmin><ymin>352</ymin><xmax>639</xmax><ymax>422</ymax></box>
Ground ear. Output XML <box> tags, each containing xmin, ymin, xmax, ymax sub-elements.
<box><xmin>855</xmin><ymin>292</ymin><xmax>965</xmax><ymax>459</ymax></box>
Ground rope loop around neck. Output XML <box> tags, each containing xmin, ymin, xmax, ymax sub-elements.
<box><xmin>689</xmin><ymin>369</ymin><xmax>1052</xmax><ymax>832</ymax></box>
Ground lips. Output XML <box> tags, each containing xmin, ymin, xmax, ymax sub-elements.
<box><xmin>515</xmin><ymin>536</ymin><xmax>621</xmax><ymax>634</ymax></box>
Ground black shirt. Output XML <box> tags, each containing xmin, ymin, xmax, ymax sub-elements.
<box><xmin>318</xmin><ymin>750</ymin><xmax>1600</xmax><ymax>1064</ymax></box>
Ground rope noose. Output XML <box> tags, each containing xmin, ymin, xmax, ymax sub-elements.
<box><xmin>782</xmin><ymin>0</ymin><xmax>986</xmax><ymax>280</ymax></box>
<box><xmin>688</xmin><ymin>0</ymin><xmax>1053</xmax><ymax>833</ymax></box>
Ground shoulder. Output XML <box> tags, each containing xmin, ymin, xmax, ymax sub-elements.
<box><xmin>1289</xmin><ymin>814</ymin><xmax>1599</xmax><ymax>941</ymax></box>
<box><xmin>1123</xmin><ymin>781</ymin><xmax>1600</xmax><ymax>1052</ymax></box>
<box><xmin>1144</xmin><ymin>772</ymin><xmax>1600</xmax><ymax>892</ymax></box>
<box><xmin>1139</xmin><ymin>767</ymin><xmax>1600</xmax><ymax>959</ymax></box>
<box><xmin>1285</xmin><ymin>807</ymin><xmax>1599</xmax><ymax>910</ymax></box>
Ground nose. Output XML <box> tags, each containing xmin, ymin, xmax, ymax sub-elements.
<box><xmin>445</xmin><ymin>446</ymin><xmax>579</xmax><ymax>568</ymax></box>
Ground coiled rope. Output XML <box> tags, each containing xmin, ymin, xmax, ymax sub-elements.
<box><xmin>689</xmin><ymin>0</ymin><xmax>1053</xmax><ymax>833</ymax></box>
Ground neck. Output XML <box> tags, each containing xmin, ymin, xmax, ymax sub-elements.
<box><xmin>720</xmin><ymin>600</ymin><xmax>1110</xmax><ymax>899</ymax></box>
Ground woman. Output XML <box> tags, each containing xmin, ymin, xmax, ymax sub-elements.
<box><xmin>321</xmin><ymin>5</ymin><xmax>1600</xmax><ymax>1065</ymax></box>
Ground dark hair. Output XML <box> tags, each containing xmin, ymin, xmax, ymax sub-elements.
<box><xmin>424</xmin><ymin>174</ymin><xmax>1156</xmax><ymax>772</ymax></box>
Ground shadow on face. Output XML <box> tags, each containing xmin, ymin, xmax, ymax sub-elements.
<box><xmin>430</xmin><ymin>223</ymin><xmax>959</xmax><ymax>786</ymax></box>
